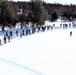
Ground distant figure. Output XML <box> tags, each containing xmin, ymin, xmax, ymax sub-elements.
<box><xmin>38</xmin><ymin>26</ymin><xmax>40</xmax><ymax>31</ymax></box>
<box><xmin>5</xmin><ymin>31</ymin><xmax>8</xmax><ymax>37</ymax></box>
<box><xmin>20</xmin><ymin>32</ymin><xmax>22</xmax><ymax>38</ymax></box>
<box><xmin>70</xmin><ymin>31</ymin><xmax>72</xmax><ymax>37</ymax></box>
<box><xmin>16</xmin><ymin>30</ymin><xmax>18</xmax><ymax>37</ymax></box>
<box><xmin>42</xmin><ymin>26</ymin><xmax>46</xmax><ymax>32</ymax></box>
<box><xmin>10</xmin><ymin>31</ymin><xmax>13</xmax><ymax>38</ymax></box>
<box><xmin>29</xmin><ymin>29</ymin><xmax>30</xmax><ymax>35</ymax></box>
<box><xmin>8</xmin><ymin>35</ymin><xmax>10</xmax><ymax>42</ymax></box>
<box><xmin>0</xmin><ymin>39</ymin><xmax>1</xmax><ymax>45</ymax></box>
<box><xmin>22</xmin><ymin>29</ymin><xmax>25</xmax><ymax>35</ymax></box>
<box><xmin>51</xmin><ymin>26</ymin><xmax>53</xmax><ymax>30</ymax></box>
<box><xmin>26</xmin><ymin>29</ymin><xmax>28</xmax><ymax>35</ymax></box>
<box><xmin>4</xmin><ymin>35</ymin><xmax>6</xmax><ymax>43</ymax></box>
<box><xmin>32</xmin><ymin>28</ymin><xmax>35</xmax><ymax>34</ymax></box>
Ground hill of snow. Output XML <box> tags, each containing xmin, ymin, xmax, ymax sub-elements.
<box><xmin>0</xmin><ymin>28</ymin><xmax>76</xmax><ymax>75</ymax></box>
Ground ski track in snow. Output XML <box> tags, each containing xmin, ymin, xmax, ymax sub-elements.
<box><xmin>0</xmin><ymin>58</ymin><xmax>76</xmax><ymax>75</ymax></box>
<box><xmin>0</xmin><ymin>58</ymin><xmax>46</xmax><ymax>75</ymax></box>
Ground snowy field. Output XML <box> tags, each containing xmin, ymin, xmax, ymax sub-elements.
<box><xmin>0</xmin><ymin>27</ymin><xmax>76</xmax><ymax>75</ymax></box>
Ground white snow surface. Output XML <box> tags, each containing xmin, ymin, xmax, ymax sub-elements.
<box><xmin>0</xmin><ymin>28</ymin><xmax>76</xmax><ymax>75</ymax></box>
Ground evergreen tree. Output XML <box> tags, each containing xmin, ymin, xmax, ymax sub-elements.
<box><xmin>0</xmin><ymin>1</ymin><xmax>16</xmax><ymax>31</ymax></box>
<box><xmin>51</xmin><ymin>12</ymin><xmax>58</xmax><ymax>21</ymax></box>
<box><xmin>31</xmin><ymin>0</ymin><xmax>48</xmax><ymax>26</ymax></box>
<box><xmin>18</xmin><ymin>13</ymin><xmax>26</xmax><ymax>28</ymax></box>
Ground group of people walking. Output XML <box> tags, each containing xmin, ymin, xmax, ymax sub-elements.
<box><xmin>0</xmin><ymin>25</ymin><xmax>72</xmax><ymax>45</ymax></box>
<box><xmin>0</xmin><ymin>25</ymin><xmax>52</xmax><ymax>45</ymax></box>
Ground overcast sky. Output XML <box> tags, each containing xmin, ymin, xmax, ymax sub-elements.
<box><xmin>12</xmin><ymin>0</ymin><xmax>76</xmax><ymax>5</ymax></box>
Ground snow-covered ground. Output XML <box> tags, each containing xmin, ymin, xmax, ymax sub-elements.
<box><xmin>0</xmin><ymin>27</ymin><xmax>76</xmax><ymax>75</ymax></box>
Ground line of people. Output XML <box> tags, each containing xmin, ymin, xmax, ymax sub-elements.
<box><xmin>0</xmin><ymin>25</ymin><xmax>53</xmax><ymax>45</ymax></box>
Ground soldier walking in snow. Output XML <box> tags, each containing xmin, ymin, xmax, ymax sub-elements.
<box><xmin>16</xmin><ymin>30</ymin><xmax>18</xmax><ymax>37</ymax></box>
<box><xmin>70</xmin><ymin>31</ymin><xmax>72</xmax><ymax>37</ymax></box>
<box><xmin>20</xmin><ymin>32</ymin><xmax>22</xmax><ymax>38</ymax></box>
<box><xmin>0</xmin><ymin>39</ymin><xmax>1</xmax><ymax>45</ymax></box>
<box><xmin>26</xmin><ymin>29</ymin><xmax>28</xmax><ymax>35</ymax></box>
<box><xmin>22</xmin><ymin>29</ymin><xmax>25</xmax><ymax>36</ymax></box>
<box><xmin>47</xmin><ymin>26</ymin><xmax>49</xmax><ymax>30</ymax></box>
<box><xmin>8</xmin><ymin>35</ymin><xmax>10</xmax><ymax>42</ymax></box>
<box><xmin>51</xmin><ymin>26</ymin><xmax>53</xmax><ymax>30</ymax></box>
<box><xmin>29</xmin><ymin>29</ymin><xmax>30</xmax><ymax>35</ymax></box>
<box><xmin>32</xmin><ymin>27</ymin><xmax>36</xmax><ymax>34</ymax></box>
<box><xmin>5</xmin><ymin>31</ymin><xmax>8</xmax><ymax>37</ymax></box>
<box><xmin>4</xmin><ymin>35</ymin><xmax>6</xmax><ymax>43</ymax></box>
<box><xmin>38</xmin><ymin>26</ymin><xmax>40</xmax><ymax>32</ymax></box>
<box><xmin>10</xmin><ymin>31</ymin><xmax>13</xmax><ymax>38</ymax></box>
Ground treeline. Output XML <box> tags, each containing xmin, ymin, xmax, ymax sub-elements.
<box><xmin>0</xmin><ymin>0</ymin><xmax>76</xmax><ymax>31</ymax></box>
<box><xmin>44</xmin><ymin>3</ymin><xmax>76</xmax><ymax>21</ymax></box>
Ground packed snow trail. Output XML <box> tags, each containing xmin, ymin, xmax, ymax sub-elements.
<box><xmin>0</xmin><ymin>58</ymin><xmax>46</xmax><ymax>75</ymax></box>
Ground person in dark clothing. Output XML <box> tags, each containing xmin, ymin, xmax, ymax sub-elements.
<box><xmin>4</xmin><ymin>35</ymin><xmax>6</xmax><ymax>43</ymax></box>
<box><xmin>42</xmin><ymin>26</ymin><xmax>46</xmax><ymax>32</ymax></box>
<box><xmin>22</xmin><ymin>29</ymin><xmax>25</xmax><ymax>35</ymax></box>
<box><xmin>51</xmin><ymin>26</ymin><xmax>53</xmax><ymax>30</ymax></box>
<box><xmin>8</xmin><ymin>35</ymin><xmax>10</xmax><ymax>42</ymax></box>
<box><xmin>20</xmin><ymin>32</ymin><xmax>22</xmax><ymax>38</ymax></box>
<box><xmin>70</xmin><ymin>31</ymin><xmax>72</xmax><ymax>37</ymax></box>
<box><xmin>16</xmin><ymin>30</ymin><xmax>18</xmax><ymax>37</ymax></box>
<box><xmin>6</xmin><ymin>31</ymin><xmax>8</xmax><ymax>37</ymax></box>
<box><xmin>26</xmin><ymin>29</ymin><xmax>28</xmax><ymax>35</ymax></box>
<box><xmin>38</xmin><ymin>26</ymin><xmax>40</xmax><ymax>32</ymax></box>
<box><xmin>10</xmin><ymin>31</ymin><xmax>13</xmax><ymax>38</ymax></box>
<box><xmin>32</xmin><ymin>28</ymin><xmax>36</xmax><ymax>34</ymax></box>
<box><xmin>29</xmin><ymin>29</ymin><xmax>30</xmax><ymax>35</ymax></box>
<box><xmin>0</xmin><ymin>39</ymin><xmax>1</xmax><ymax>45</ymax></box>
<box><xmin>47</xmin><ymin>26</ymin><xmax>50</xmax><ymax>30</ymax></box>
